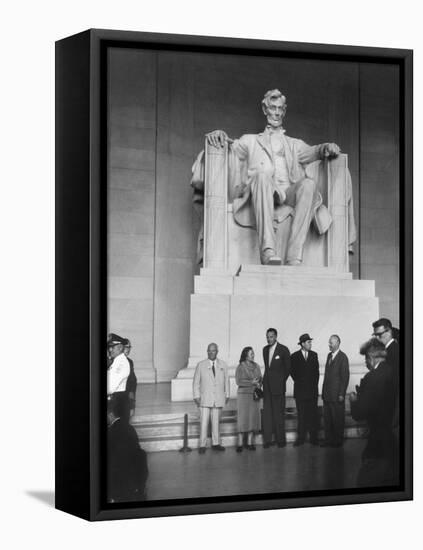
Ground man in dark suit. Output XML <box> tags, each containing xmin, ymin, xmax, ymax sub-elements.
<box><xmin>290</xmin><ymin>333</ymin><xmax>320</xmax><ymax>446</ymax></box>
<box><xmin>372</xmin><ymin>318</ymin><xmax>399</xmax><ymax>426</ymax></box>
<box><xmin>372</xmin><ymin>318</ymin><xmax>400</xmax><ymax>482</ymax></box>
<box><xmin>321</xmin><ymin>335</ymin><xmax>350</xmax><ymax>447</ymax></box>
<box><xmin>349</xmin><ymin>338</ymin><xmax>396</xmax><ymax>487</ymax></box>
<box><xmin>262</xmin><ymin>328</ymin><xmax>291</xmax><ymax>448</ymax></box>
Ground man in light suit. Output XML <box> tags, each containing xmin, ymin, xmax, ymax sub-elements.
<box><xmin>262</xmin><ymin>328</ymin><xmax>291</xmax><ymax>448</ymax></box>
<box><xmin>193</xmin><ymin>342</ymin><xmax>229</xmax><ymax>454</ymax></box>
<box><xmin>206</xmin><ymin>89</ymin><xmax>356</xmax><ymax>265</ymax></box>
<box><xmin>321</xmin><ymin>335</ymin><xmax>350</xmax><ymax>447</ymax></box>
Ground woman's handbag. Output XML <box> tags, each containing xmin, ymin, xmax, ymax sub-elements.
<box><xmin>253</xmin><ymin>386</ymin><xmax>264</xmax><ymax>401</ymax></box>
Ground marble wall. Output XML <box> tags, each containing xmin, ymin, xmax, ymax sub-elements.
<box><xmin>359</xmin><ymin>64</ymin><xmax>400</xmax><ymax>327</ymax></box>
<box><xmin>107</xmin><ymin>48</ymin><xmax>400</xmax><ymax>382</ymax></box>
<box><xmin>107</xmin><ymin>48</ymin><xmax>157</xmax><ymax>382</ymax></box>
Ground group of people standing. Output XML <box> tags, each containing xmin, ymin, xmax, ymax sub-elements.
<box><xmin>193</xmin><ymin>318</ymin><xmax>399</xmax><ymax>487</ymax></box>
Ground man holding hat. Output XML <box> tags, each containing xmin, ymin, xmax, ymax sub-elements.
<box><xmin>107</xmin><ymin>333</ymin><xmax>131</xmax><ymax>420</ymax></box>
<box><xmin>290</xmin><ymin>334</ymin><xmax>320</xmax><ymax>446</ymax></box>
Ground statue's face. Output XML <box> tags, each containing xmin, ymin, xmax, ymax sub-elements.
<box><xmin>263</xmin><ymin>97</ymin><xmax>285</xmax><ymax>128</ymax></box>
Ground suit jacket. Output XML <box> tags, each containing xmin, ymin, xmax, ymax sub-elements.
<box><xmin>262</xmin><ymin>342</ymin><xmax>291</xmax><ymax>396</ymax></box>
<box><xmin>386</xmin><ymin>340</ymin><xmax>399</xmax><ymax>379</ymax></box>
<box><xmin>386</xmin><ymin>339</ymin><xmax>400</xmax><ymax>430</ymax></box>
<box><xmin>290</xmin><ymin>349</ymin><xmax>320</xmax><ymax>400</ymax></box>
<box><xmin>322</xmin><ymin>350</ymin><xmax>350</xmax><ymax>402</ymax></box>
<box><xmin>125</xmin><ymin>357</ymin><xmax>138</xmax><ymax>395</ymax></box>
<box><xmin>193</xmin><ymin>358</ymin><xmax>229</xmax><ymax>408</ymax></box>
<box><xmin>350</xmin><ymin>361</ymin><xmax>395</xmax><ymax>459</ymax></box>
<box><xmin>231</xmin><ymin>130</ymin><xmax>326</xmax><ymax>230</ymax></box>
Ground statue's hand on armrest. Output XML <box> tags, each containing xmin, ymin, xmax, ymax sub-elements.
<box><xmin>206</xmin><ymin>130</ymin><xmax>233</xmax><ymax>148</ymax></box>
<box><xmin>321</xmin><ymin>142</ymin><xmax>341</xmax><ymax>159</ymax></box>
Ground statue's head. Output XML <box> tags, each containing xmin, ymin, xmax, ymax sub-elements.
<box><xmin>261</xmin><ymin>89</ymin><xmax>287</xmax><ymax>129</ymax></box>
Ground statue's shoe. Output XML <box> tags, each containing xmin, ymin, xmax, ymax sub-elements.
<box><xmin>264</xmin><ymin>255</ymin><xmax>282</xmax><ymax>265</ymax></box>
<box><xmin>286</xmin><ymin>259</ymin><xmax>302</xmax><ymax>266</ymax></box>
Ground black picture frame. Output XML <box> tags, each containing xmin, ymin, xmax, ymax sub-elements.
<box><xmin>55</xmin><ymin>28</ymin><xmax>413</xmax><ymax>521</ymax></box>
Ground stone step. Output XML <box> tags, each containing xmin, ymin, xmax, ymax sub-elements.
<box><xmin>133</xmin><ymin>405</ymin><xmax>365</xmax><ymax>452</ymax></box>
<box><xmin>137</xmin><ymin>424</ymin><xmax>365</xmax><ymax>453</ymax></box>
<box><xmin>239</xmin><ymin>264</ymin><xmax>353</xmax><ymax>278</ymax></box>
<box><xmin>233</xmin><ymin>276</ymin><xmax>374</xmax><ymax>297</ymax></box>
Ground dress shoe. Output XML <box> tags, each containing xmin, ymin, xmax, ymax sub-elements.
<box><xmin>263</xmin><ymin>443</ymin><xmax>271</xmax><ymax>449</ymax></box>
<box><xmin>277</xmin><ymin>442</ymin><xmax>287</xmax><ymax>448</ymax></box>
<box><xmin>212</xmin><ymin>444</ymin><xmax>225</xmax><ymax>451</ymax></box>
<box><xmin>236</xmin><ymin>446</ymin><xmax>243</xmax><ymax>453</ymax></box>
<box><xmin>247</xmin><ymin>445</ymin><xmax>256</xmax><ymax>451</ymax></box>
<box><xmin>293</xmin><ymin>440</ymin><xmax>304</xmax><ymax>447</ymax></box>
<box><xmin>198</xmin><ymin>447</ymin><xmax>206</xmax><ymax>454</ymax></box>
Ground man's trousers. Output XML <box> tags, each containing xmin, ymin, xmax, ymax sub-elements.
<box><xmin>295</xmin><ymin>398</ymin><xmax>319</xmax><ymax>443</ymax></box>
<box><xmin>323</xmin><ymin>401</ymin><xmax>345</xmax><ymax>445</ymax></box>
<box><xmin>199</xmin><ymin>406</ymin><xmax>221</xmax><ymax>447</ymax></box>
<box><xmin>262</xmin><ymin>393</ymin><xmax>286</xmax><ymax>445</ymax></box>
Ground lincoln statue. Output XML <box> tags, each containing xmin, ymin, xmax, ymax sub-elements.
<box><xmin>204</xmin><ymin>89</ymin><xmax>356</xmax><ymax>266</ymax></box>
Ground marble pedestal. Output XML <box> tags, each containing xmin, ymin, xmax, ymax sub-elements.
<box><xmin>171</xmin><ymin>265</ymin><xmax>379</xmax><ymax>401</ymax></box>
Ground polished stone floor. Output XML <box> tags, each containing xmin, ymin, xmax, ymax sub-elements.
<box><xmin>145</xmin><ymin>438</ymin><xmax>366</xmax><ymax>501</ymax></box>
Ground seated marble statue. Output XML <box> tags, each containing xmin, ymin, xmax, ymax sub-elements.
<box><xmin>195</xmin><ymin>89</ymin><xmax>356</xmax><ymax>266</ymax></box>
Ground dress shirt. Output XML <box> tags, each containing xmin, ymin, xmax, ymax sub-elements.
<box><xmin>268</xmin><ymin>342</ymin><xmax>277</xmax><ymax>364</ymax></box>
<box><xmin>302</xmin><ymin>350</ymin><xmax>308</xmax><ymax>361</ymax></box>
<box><xmin>209</xmin><ymin>359</ymin><xmax>216</xmax><ymax>376</ymax></box>
<box><xmin>385</xmin><ymin>339</ymin><xmax>395</xmax><ymax>349</ymax></box>
<box><xmin>107</xmin><ymin>353</ymin><xmax>130</xmax><ymax>395</ymax></box>
<box><xmin>373</xmin><ymin>360</ymin><xmax>382</xmax><ymax>371</ymax></box>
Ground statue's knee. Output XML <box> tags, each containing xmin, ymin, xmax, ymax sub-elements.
<box><xmin>299</xmin><ymin>178</ymin><xmax>316</xmax><ymax>196</ymax></box>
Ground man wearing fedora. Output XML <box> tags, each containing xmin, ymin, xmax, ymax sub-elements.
<box><xmin>107</xmin><ymin>333</ymin><xmax>131</xmax><ymax>421</ymax></box>
<box><xmin>321</xmin><ymin>335</ymin><xmax>350</xmax><ymax>447</ymax></box>
<box><xmin>262</xmin><ymin>328</ymin><xmax>291</xmax><ymax>448</ymax></box>
<box><xmin>290</xmin><ymin>334</ymin><xmax>320</xmax><ymax>446</ymax></box>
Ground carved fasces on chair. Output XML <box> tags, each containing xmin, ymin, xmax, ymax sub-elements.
<box><xmin>326</xmin><ymin>155</ymin><xmax>350</xmax><ymax>272</ymax></box>
<box><xmin>203</xmin><ymin>141</ymin><xmax>228</xmax><ymax>270</ymax></box>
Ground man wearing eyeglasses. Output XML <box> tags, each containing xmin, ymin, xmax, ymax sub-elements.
<box><xmin>372</xmin><ymin>318</ymin><xmax>400</xmax><ymax>483</ymax></box>
<box><xmin>372</xmin><ymin>318</ymin><xmax>399</xmax><ymax>377</ymax></box>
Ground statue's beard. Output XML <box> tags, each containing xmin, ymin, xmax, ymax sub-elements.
<box><xmin>266</xmin><ymin>116</ymin><xmax>283</xmax><ymax>128</ymax></box>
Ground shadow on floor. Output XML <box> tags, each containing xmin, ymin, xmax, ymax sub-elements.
<box><xmin>26</xmin><ymin>490</ymin><xmax>55</xmax><ymax>508</ymax></box>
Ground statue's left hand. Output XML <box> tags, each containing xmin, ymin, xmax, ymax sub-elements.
<box><xmin>205</xmin><ymin>130</ymin><xmax>233</xmax><ymax>148</ymax></box>
<box><xmin>322</xmin><ymin>142</ymin><xmax>341</xmax><ymax>158</ymax></box>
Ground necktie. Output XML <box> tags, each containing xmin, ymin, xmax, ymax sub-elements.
<box><xmin>328</xmin><ymin>354</ymin><xmax>333</xmax><ymax>366</ymax></box>
<box><xmin>212</xmin><ymin>361</ymin><xmax>215</xmax><ymax>377</ymax></box>
<box><xmin>304</xmin><ymin>351</ymin><xmax>308</xmax><ymax>361</ymax></box>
